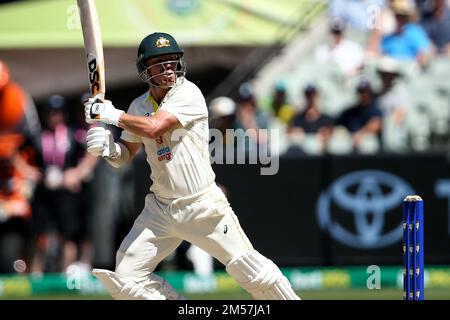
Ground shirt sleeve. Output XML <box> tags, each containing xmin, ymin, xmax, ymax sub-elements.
<box><xmin>409</xmin><ymin>24</ymin><xmax>431</xmax><ymax>55</ymax></box>
<box><xmin>120</xmin><ymin>100</ymin><xmax>143</xmax><ymax>144</ymax></box>
<box><xmin>159</xmin><ymin>84</ymin><xmax>207</xmax><ymax>127</ymax></box>
<box><xmin>415</xmin><ymin>25</ymin><xmax>431</xmax><ymax>53</ymax></box>
<box><xmin>368</xmin><ymin>105</ymin><xmax>383</xmax><ymax>118</ymax></box>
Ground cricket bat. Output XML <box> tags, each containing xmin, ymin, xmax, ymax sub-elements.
<box><xmin>77</xmin><ymin>0</ymin><xmax>105</xmax><ymax>100</ymax></box>
<box><xmin>78</xmin><ymin>0</ymin><xmax>109</xmax><ymax>158</ymax></box>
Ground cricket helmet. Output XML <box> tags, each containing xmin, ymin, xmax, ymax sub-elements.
<box><xmin>136</xmin><ymin>32</ymin><xmax>186</xmax><ymax>87</ymax></box>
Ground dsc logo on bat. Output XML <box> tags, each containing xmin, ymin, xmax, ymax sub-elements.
<box><xmin>87</xmin><ymin>54</ymin><xmax>101</xmax><ymax>95</ymax></box>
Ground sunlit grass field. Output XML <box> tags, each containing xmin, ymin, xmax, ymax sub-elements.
<box><xmin>3</xmin><ymin>288</ymin><xmax>450</xmax><ymax>300</ymax></box>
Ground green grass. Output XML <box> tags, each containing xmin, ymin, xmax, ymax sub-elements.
<box><xmin>186</xmin><ymin>288</ymin><xmax>450</xmax><ymax>300</ymax></box>
<box><xmin>3</xmin><ymin>288</ymin><xmax>450</xmax><ymax>300</ymax></box>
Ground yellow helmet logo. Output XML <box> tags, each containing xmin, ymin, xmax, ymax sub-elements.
<box><xmin>155</xmin><ymin>37</ymin><xmax>170</xmax><ymax>48</ymax></box>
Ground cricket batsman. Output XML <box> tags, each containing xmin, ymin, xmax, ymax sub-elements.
<box><xmin>84</xmin><ymin>32</ymin><xmax>300</xmax><ymax>300</ymax></box>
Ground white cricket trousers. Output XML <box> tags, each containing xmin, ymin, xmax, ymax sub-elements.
<box><xmin>115</xmin><ymin>183</ymin><xmax>254</xmax><ymax>283</ymax></box>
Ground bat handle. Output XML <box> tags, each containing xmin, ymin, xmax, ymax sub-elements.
<box><xmin>86</xmin><ymin>93</ymin><xmax>110</xmax><ymax>157</ymax></box>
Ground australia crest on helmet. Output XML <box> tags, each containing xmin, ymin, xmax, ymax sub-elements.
<box><xmin>155</xmin><ymin>37</ymin><xmax>171</xmax><ymax>48</ymax></box>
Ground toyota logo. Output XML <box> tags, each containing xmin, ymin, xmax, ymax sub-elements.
<box><xmin>317</xmin><ymin>170</ymin><xmax>415</xmax><ymax>249</ymax></box>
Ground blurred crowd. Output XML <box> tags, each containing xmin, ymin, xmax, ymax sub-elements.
<box><xmin>0</xmin><ymin>59</ymin><xmax>98</xmax><ymax>275</ymax></box>
<box><xmin>208</xmin><ymin>0</ymin><xmax>450</xmax><ymax>156</ymax></box>
<box><xmin>1</xmin><ymin>0</ymin><xmax>450</xmax><ymax>276</ymax></box>
<box><xmin>0</xmin><ymin>60</ymin><xmax>214</xmax><ymax>277</ymax></box>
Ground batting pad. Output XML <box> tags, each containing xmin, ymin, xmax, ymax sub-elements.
<box><xmin>225</xmin><ymin>251</ymin><xmax>300</xmax><ymax>300</ymax></box>
<box><xmin>92</xmin><ymin>268</ymin><xmax>185</xmax><ymax>300</ymax></box>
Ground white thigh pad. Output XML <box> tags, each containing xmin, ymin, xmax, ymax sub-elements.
<box><xmin>225</xmin><ymin>251</ymin><xmax>300</xmax><ymax>300</ymax></box>
<box><xmin>92</xmin><ymin>268</ymin><xmax>185</xmax><ymax>300</ymax></box>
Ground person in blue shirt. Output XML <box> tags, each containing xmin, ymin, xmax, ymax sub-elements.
<box><xmin>381</xmin><ymin>0</ymin><xmax>432</xmax><ymax>66</ymax></box>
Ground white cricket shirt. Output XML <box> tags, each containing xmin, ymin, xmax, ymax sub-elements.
<box><xmin>120</xmin><ymin>78</ymin><xmax>216</xmax><ymax>199</ymax></box>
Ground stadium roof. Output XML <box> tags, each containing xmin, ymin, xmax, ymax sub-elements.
<box><xmin>0</xmin><ymin>0</ymin><xmax>308</xmax><ymax>48</ymax></box>
<box><xmin>0</xmin><ymin>0</ymin><xmax>325</xmax><ymax>99</ymax></box>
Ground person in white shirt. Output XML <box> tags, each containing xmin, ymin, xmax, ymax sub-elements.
<box><xmin>83</xmin><ymin>32</ymin><xmax>299</xmax><ymax>300</ymax></box>
<box><xmin>315</xmin><ymin>19</ymin><xmax>365</xmax><ymax>77</ymax></box>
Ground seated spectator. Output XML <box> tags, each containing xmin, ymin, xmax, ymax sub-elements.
<box><xmin>234</xmin><ymin>83</ymin><xmax>270</xmax><ymax>154</ymax></box>
<box><xmin>269</xmin><ymin>80</ymin><xmax>295</xmax><ymax>125</ymax></box>
<box><xmin>417</xmin><ymin>0</ymin><xmax>450</xmax><ymax>56</ymax></box>
<box><xmin>375</xmin><ymin>56</ymin><xmax>411</xmax><ymax>151</ymax></box>
<box><xmin>208</xmin><ymin>96</ymin><xmax>237</xmax><ymax>150</ymax></box>
<box><xmin>288</xmin><ymin>84</ymin><xmax>334</xmax><ymax>154</ymax></box>
<box><xmin>335</xmin><ymin>80</ymin><xmax>383</xmax><ymax>152</ymax></box>
<box><xmin>415</xmin><ymin>0</ymin><xmax>439</xmax><ymax>18</ymax></box>
<box><xmin>376</xmin><ymin>57</ymin><xmax>409</xmax><ymax>117</ymax></box>
<box><xmin>380</xmin><ymin>0</ymin><xmax>432</xmax><ymax>67</ymax></box>
<box><xmin>315</xmin><ymin>19</ymin><xmax>365</xmax><ymax>77</ymax></box>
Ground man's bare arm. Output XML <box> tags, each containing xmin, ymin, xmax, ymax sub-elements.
<box><xmin>118</xmin><ymin>110</ymin><xmax>179</xmax><ymax>139</ymax></box>
<box><xmin>352</xmin><ymin>117</ymin><xmax>382</xmax><ymax>146</ymax></box>
<box><xmin>104</xmin><ymin>139</ymin><xmax>141</xmax><ymax>169</ymax></box>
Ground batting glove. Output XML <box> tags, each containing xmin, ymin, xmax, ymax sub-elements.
<box><xmin>84</xmin><ymin>96</ymin><xmax>124</xmax><ymax>126</ymax></box>
<box><xmin>86</xmin><ymin>127</ymin><xmax>119</xmax><ymax>159</ymax></box>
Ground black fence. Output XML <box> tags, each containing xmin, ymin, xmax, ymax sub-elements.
<box><xmin>133</xmin><ymin>153</ymin><xmax>450</xmax><ymax>267</ymax></box>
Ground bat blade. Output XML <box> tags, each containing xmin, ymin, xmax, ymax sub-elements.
<box><xmin>77</xmin><ymin>0</ymin><xmax>105</xmax><ymax>100</ymax></box>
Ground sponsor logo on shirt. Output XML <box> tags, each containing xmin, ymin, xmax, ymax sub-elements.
<box><xmin>156</xmin><ymin>136</ymin><xmax>172</xmax><ymax>161</ymax></box>
<box><xmin>157</xmin><ymin>147</ymin><xmax>172</xmax><ymax>161</ymax></box>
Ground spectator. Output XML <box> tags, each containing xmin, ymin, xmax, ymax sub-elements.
<box><xmin>209</xmin><ymin>96</ymin><xmax>236</xmax><ymax>149</ymax></box>
<box><xmin>30</xmin><ymin>95</ymin><xmax>96</xmax><ymax>274</ymax></box>
<box><xmin>234</xmin><ymin>83</ymin><xmax>270</xmax><ymax>155</ymax></box>
<box><xmin>0</xmin><ymin>60</ymin><xmax>41</xmax><ymax>274</ymax></box>
<box><xmin>269</xmin><ymin>80</ymin><xmax>295</xmax><ymax>125</ymax></box>
<box><xmin>418</xmin><ymin>0</ymin><xmax>450</xmax><ymax>56</ymax></box>
<box><xmin>335</xmin><ymin>80</ymin><xmax>383</xmax><ymax>152</ymax></box>
<box><xmin>380</xmin><ymin>0</ymin><xmax>432</xmax><ymax>67</ymax></box>
<box><xmin>375</xmin><ymin>56</ymin><xmax>410</xmax><ymax>151</ymax></box>
<box><xmin>416</xmin><ymin>0</ymin><xmax>439</xmax><ymax>17</ymax></box>
<box><xmin>288</xmin><ymin>84</ymin><xmax>334</xmax><ymax>154</ymax></box>
<box><xmin>315</xmin><ymin>19</ymin><xmax>365</xmax><ymax>77</ymax></box>
<box><xmin>208</xmin><ymin>95</ymin><xmax>243</xmax><ymax>163</ymax></box>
